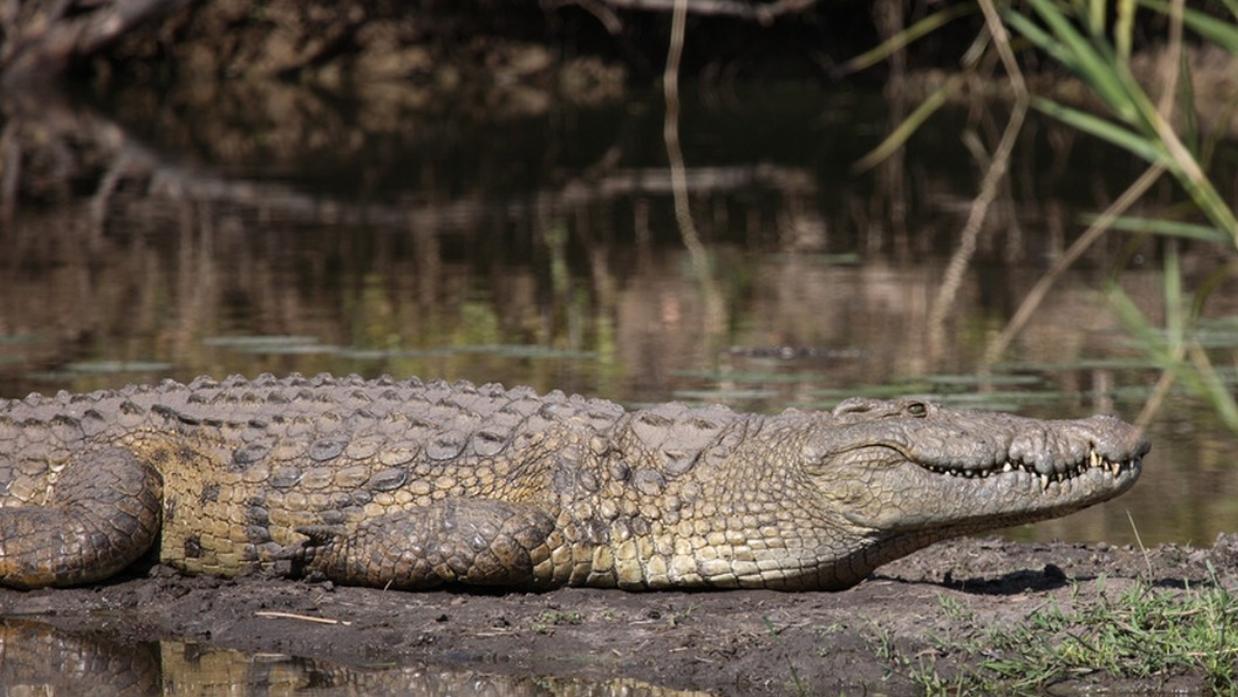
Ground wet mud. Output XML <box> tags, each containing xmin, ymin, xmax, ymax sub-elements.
<box><xmin>0</xmin><ymin>535</ymin><xmax>1229</xmax><ymax>695</ymax></box>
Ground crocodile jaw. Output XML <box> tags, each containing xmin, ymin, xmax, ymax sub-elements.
<box><xmin>807</xmin><ymin>405</ymin><xmax>1149</xmax><ymax>535</ymax></box>
<box><xmin>841</xmin><ymin>446</ymin><xmax>1143</xmax><ymax>533</ymax></box>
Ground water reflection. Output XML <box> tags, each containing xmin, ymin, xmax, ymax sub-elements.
<box><xmin>0</xmin><ymin>620</ymin><xmax>704</xmax><ymax>696</ymax></box>
<box><xmin>0</xmin><ymin>85</ymin><xmax>1235</xmax><ymax>546</ymax></box>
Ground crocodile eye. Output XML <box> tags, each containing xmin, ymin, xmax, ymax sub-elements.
<box><xmin>906</xmin><ymin>402</ymin><xmax>927</xmax><ymax>417</ymax></box>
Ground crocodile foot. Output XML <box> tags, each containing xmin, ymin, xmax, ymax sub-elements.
<box><xmin>0</xmin><ymin>447</ymin><xmax>162</xmax><ymax>588</ymax></box>
<box><xmin>293</xmin><ymin>498</ymin><xmax>572</xmax><ymax>590</ymax></box>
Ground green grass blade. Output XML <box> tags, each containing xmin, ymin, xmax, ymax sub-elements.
<box><xmin>1031</xmin><ymin>97</ymin><xmax>1167</xmax><ymax>163</ymax></box>
<box><xmin>1107</xmin><ymin>285</ymin><xmax>1171</xmax><ymax>362</ymax></box>
<box><xmin>836</xmin><ymin>3</ymin><xmax>978</xmax><ymax>75</ymax></box>
<box><xmin>1002</xmin><ymin>8</ymin><xmax>1082</xmax><ymax>72</ymax></box>
<box><xmin>1201</xmin><ymin>93</ymin><xmax>1238</xmax><ymax>167</ymax></box>
<box><xmin>1109</xmin><ymin>284</ymin><xmax>1238</xmax><ymax>430</ymax></box>
<box><xmin>1105</xmin><ymin>59</ymin><xmax>1238</xmax><ymax>241</ymax></box>
<box><xmin>1128</xmin><ymin>98</ymin><xmax>1238</xmax><ymax>241</ymax></box>
<box><xmin>1081</xmin><ymin>214</ymin><xmax>1229</xmax><ymax>243</ymax></box>
<box><xmin>1027</xmin><ymin>0</ymin><xmax>1141</xmax><ymax>121</ymax></box>
<box><xmin>1088</xmin><ymin>0</ymin><xmax>1107</xmax><ymax>36</ymax></box>
<box><xmin>1178</xmin><ymin>50</ymin><xmax>1199</xmax><ymax>156</ymax></box>
<box><xmin>1136</xmin><ymin>0</ymin><xmax>1238</xmax><ymax>53</ymax></box>
<box><xmin>1164</xmin><ymin>244</ymin><xmax>1184</xmax><ymax>348</ymax></box>
<box><xmin>1188</xmin><ymin>343</ymin><xmax>1238</xmax><ymax>430</ymax></box>
<box><xmin>853</xmin><ymin>76</ymin><xmax>962</xmax><ymax>172</ymax></box>
<box><xmin>1017</xmin><ymin>0</ymin><xmax>1238</xmax><ymax>242</ymax></box>
<box><xmin>1115</xmin><ymin>0</ymin><xmax>1136</xmax><ymax>60</ymax></box>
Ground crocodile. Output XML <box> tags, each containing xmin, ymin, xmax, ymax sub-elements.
<box><xmin>0</xmin><ymin>374</ymin><xmax>1147</xmax><ymax>591</ymax></box>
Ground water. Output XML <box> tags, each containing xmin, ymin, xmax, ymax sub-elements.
<box><xmin>1</xmin><ymin>82</ymin><xmax>1235</xmax><ymax>555</ymax></box>
<box><xmin>0</xmin><ymin>620</ymin><xmax>704</xmax><ymax>696</ymax></box>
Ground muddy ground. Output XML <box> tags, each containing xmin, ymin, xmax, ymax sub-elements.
<box><xmin>0</xmin><ymin>535</ymin><xmax>1230</xmax><ymax>695</ymax></box>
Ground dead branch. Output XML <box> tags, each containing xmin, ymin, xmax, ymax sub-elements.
<box><xmin>3</xmin><ymin>94</ymin><xmax>817</xmax><ymax>234</ymax></box>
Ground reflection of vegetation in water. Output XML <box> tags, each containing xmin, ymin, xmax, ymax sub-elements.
<box><xmin>1</xmin><ymin>76</ymin><xmax>1235</xmax><ymax>545</ymax></box>
<box><xmin>0</xmin><ymin>620</ymin><xmax>707</xmax><ymax>697</ymax></box>
<box><xmin>1110</xmin><ymin>246</ymin><xmax>1238</xmax><ymax>430</ymax></box>
<box><xmin>350</xmin><ymin>272</ymin><xmax>402</xmax><ymax>351</ymax></box>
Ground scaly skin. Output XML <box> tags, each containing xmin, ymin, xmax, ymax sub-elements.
<box><xmin>0</xmin><ymin>374</ymin><xmax>1148</xmax><ymax>590</ymax></box>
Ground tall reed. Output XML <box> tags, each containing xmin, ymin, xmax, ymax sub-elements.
<box><xmin>848</xmin><ymin>0</ymin><xmax>1238</xmax><ymax>428</ymax></box>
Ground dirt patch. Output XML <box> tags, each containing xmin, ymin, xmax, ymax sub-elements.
<box><xmin>0</xmin><ymin>535</ymin><xmax>1231</xmax><ymax>695</ymax></box>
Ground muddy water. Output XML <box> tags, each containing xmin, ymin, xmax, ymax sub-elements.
<box><xmin>0</xmin><ymin>82</ymin><xmax>1236</xmax><ymax>556</ymax></box>
<box><xmin>0</xmin><ymin>620</ymin><xmax>704</xmax><ymax>696</ymax></box>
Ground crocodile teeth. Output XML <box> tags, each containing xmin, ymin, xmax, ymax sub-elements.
<box><xmin>922</xmin><ymin>452</ymin><xmax>1137</xmax><ymax>483</ymax></box>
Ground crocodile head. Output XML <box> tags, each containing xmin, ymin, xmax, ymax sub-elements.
<box><xmin>802</xmin><ymin>397</ymin><xmax>1147</xmax><ymax>574</ymax></box>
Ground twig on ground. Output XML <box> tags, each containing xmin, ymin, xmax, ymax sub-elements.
<box><xmin>1126</xmin><ymin>511</ymin><xmax>1154</xmax><ymax>579</ymax></box>
<box><xmin>255</xmin><ymin>610</ymin><xmax>352</xmax><ymax>626</ymax></box>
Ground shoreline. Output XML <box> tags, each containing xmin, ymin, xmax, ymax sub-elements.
<box><xmin>0</xmin><ymin>534</ymin><xmax>1229</xmax><ymax>694</ymax></box>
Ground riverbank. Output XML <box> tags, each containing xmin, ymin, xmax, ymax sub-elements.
<box><xmin>0</xmin><ymin>534</ymin><xmax>1232</xmax><ymax>695</ymax></box>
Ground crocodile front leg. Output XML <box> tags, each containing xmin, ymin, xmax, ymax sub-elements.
<box><xmin>297</xmin><ymin>499</ymin><xmax>575</xmax><ymax>590</ymax></box>
<box><xmin>0</xmin><ymin>447</ymin><xmax>163</xmax><ymax>588</ymax></box>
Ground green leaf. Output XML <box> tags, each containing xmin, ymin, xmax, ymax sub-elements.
<box><xmin>1177</xmin><ymin>49</ymin><xmax>1200</xmax><ymax>157</ymax></box>
<box><xmin>1031</xmin><ymin>97</ymin><xmax>1167</xmax><ymax>163</ymax></box>
<box><xmin>1108</xmin><ymin>283</ymin><xmax>1238</xmax><ymax>430</ymax></box>
<box><xmin>1080</xmin><ymin>215</ymin><xmax>1228</xmax><ymax>243</ymax></box>
<box><xmin>836</xmin><ymin>3</ymin><xmax>979</xmax><ymax>75</ymax></box>
<box><xmin>853</xmin><ymin>77</ymin><xmax>962</xmax><ymax>172</ymax></box>
<box><xmin>1115</xmin><ymin>0</ymin><xmax>1136</xmax><ymax>60</ymax></box>
<box><xmin>1164</xmin><ymin>244</ymin><xmax>1184</xmax><ymax>348</ymax></box>
<box><xmin>1189</xmin><ymin>347</ymin><xmax>1238</xmax><ymax>430</ymax></box>
<box><xmin>1027</xmin><ymin>0</ymin><xmax>1141</xmax><ymax>121</ymax></box>
<box><xmin>1136</xmin><ymin>0</ymin><xmax>1238</xmax><ymax>53</ymax></box>
<box><xmin>1223</xmin><ymin>0</ymin><xmax>1238</xmax><ymax>22</ymax></box>
<box><xmin>1088</xmin><ymin>0</ymin><xmax>1107</xmax><ymax>36</ymax></box>
<box><xmin>1002</xmin><ymin>8</ymin><xmax>1082</xmax><ymax>71</ymax></box>
<box><xmin>1107</xmin><ymin>285</ymin><xmax>1171</xmax><ymax>363</ymax></box>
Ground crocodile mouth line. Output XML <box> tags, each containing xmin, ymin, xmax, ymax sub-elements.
<box><xmin>919</xmin><ymin>448</ymin><xmax>1141</xmax><ymax>490</ymax></box>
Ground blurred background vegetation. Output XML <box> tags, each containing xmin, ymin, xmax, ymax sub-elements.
<box><xmin>0</xmin><ymin>0</ymin><xmax>1236</xmax><ymax>545</ymax></box>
